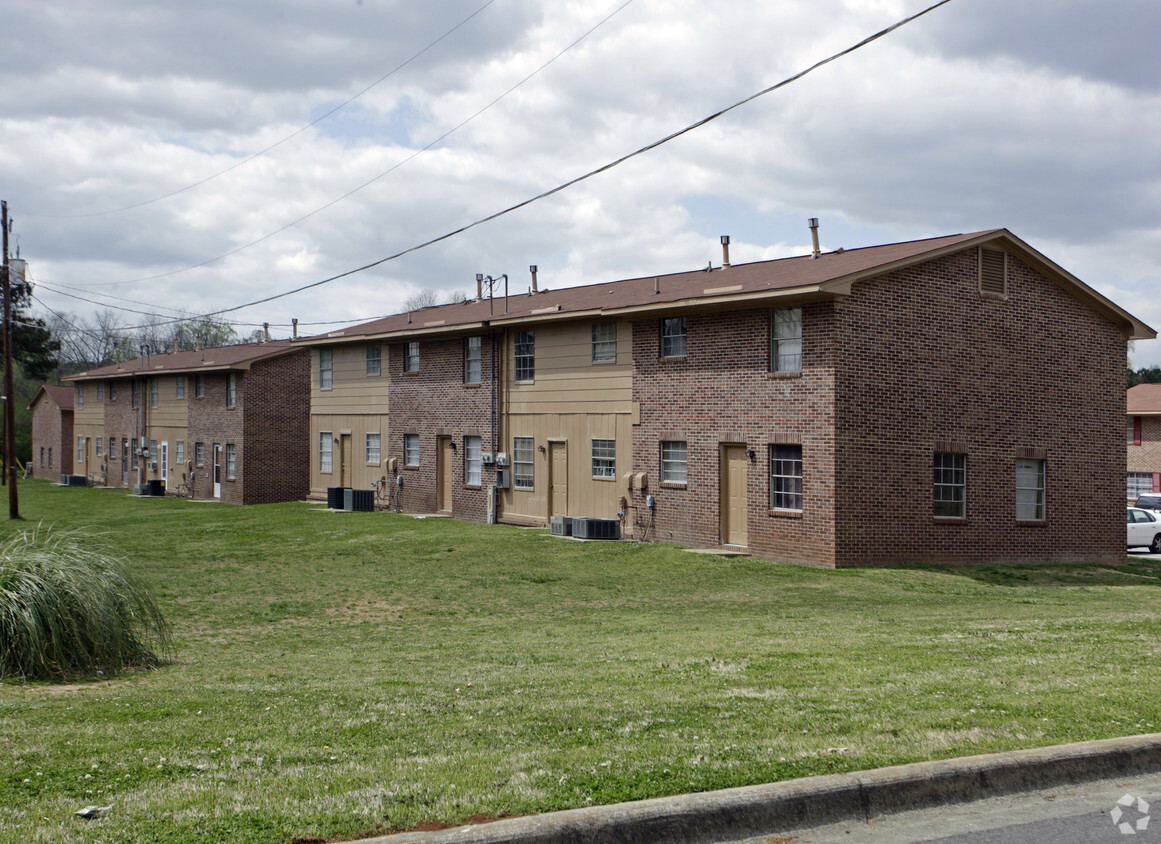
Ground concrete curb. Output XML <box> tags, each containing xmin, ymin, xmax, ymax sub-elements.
<box><xmin>363</xmin><ymin>732</ymin><xmax>1161</xmax><ymax>844</ymax></box>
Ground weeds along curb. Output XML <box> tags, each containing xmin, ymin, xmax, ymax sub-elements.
<box><xmin>369</xmin><ymin>732</ymin><xmax>1161</xmax><ymax>844</ymax></box>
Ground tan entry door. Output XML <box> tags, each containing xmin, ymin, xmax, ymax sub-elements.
<box><xmin>437</xmin><ymin>437</ymin><xmax>454</xmax><ymax>511</ymax></box>
<box><xmin>549</xmin><ymin>442</ymin><xmax>568</xmax><ymax>518</ymax></box>
<box><xmin>721</xmin><ymin>444</ymin><xmax>749</xmax><ymax>547</ymax></box>
<box><xmin>339</xmin><ymin>434</ymin><xmax>352</xmax><ymax>487</ymax></box>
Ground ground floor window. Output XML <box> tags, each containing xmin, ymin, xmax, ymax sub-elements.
<box><xmin>96</xmin><ymin>437</ymin><xmax>103</xmax><ymax>457</ymax></box>
<box><xmin>660</xmin><ymin>440</ymin><xmax>687</xmax><ymax>484</ymax></box>
<box><xmin>176</xmin><ymin>441</ymin><xmax>185</xmax><ymax>465</ymax></box>
<box><xmin>592</xmin><ymin>439</ymin><xmax>616</xmax><ymax>479</ymax></box>
<box><xmin>404</xmin><ymin>434</ymin><xmax>420</xmax><ymax>467</ymax></box>
<box><xmin>39</xmin><ymin>447</ymin><xmax>44</xmax><ymax>467</ymax></box>
<box><xmin>934</xmin><ymin>453</ymin><xmax>966</xmax><ymax>518</ymax></box>
<box><xmin>226</xmin><ymin>444</ymin><xmax>237</xmax><ymax>479</ymax></box>
<box><xmin>1015</xmin><ymin>458</ymin><xmax>1045</xmax><ymax>521</ymax></box>
<box><xmin>366</xmin><ymin>433</ymin><xmax>381</xmax><ymax>465</ymax></box>
<box><xmin>195</xmin><ymin>442</ymin><xmax>205</xmax><ymax>467</ymax></box>
<box><xmin>1128</xmin><ymin>472</ymin><xmax>1155</xmax><ymax>498</ymax></box>
<box><xmin>320</xmin><ymin>433</ymin><xmax>333</xmax><ymax>473</ymax></box>
<box><xmin>77</xmin><ymin>437</ymin><xmax>84</xmax><ymax>462</ymax></box>
<box><xmin>513</xmin><ymin>437</ymin><xmax>534</xmax><ymax>489</ymax></box>
<box><xmin>465</xmin><ymin>436</ymin><xmax>482</xmax><ymax>486</ymax></box>
<box><xmin>770</xmin><ymin>444</ymin><xmax>803</xmax><ymax>510</ymax></box>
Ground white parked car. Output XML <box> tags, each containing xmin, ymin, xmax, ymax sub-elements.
<box><xmin>1127</xmin><ymin>507</ymin><xmax>1161</xmax><ymax>553</ymax></box>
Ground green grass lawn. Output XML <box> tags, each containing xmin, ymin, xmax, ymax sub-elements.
<box><xmin>2</xmin><ymin>480</ymin><xmax>1160</xmax><ymax>843</ymax></box>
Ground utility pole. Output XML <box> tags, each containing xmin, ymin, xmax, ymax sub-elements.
<box><xmin>2</xmin><ymin>200</ymin><xmax>19</xmax><ymax>519</ymax></box>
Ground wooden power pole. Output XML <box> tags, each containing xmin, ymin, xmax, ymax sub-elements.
<box><xmin>2</xmin><ymin>200</ymin><xmax>19</xmax><ymax>519</ymax></box>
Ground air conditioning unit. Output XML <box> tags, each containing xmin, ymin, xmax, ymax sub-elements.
<box><xmin>495</xmin><ymin>452</ymin><xmax>510</xmax><ymax>467</ymax></box>
<box><xmin>550</xmin><ymin>516</ymin><xmax>573</xmax><ymax>537</ymax></box>
<box><xmin>481</xmin><ymin>452</ymin><xmax>494</xmax><ymax>465</ymax></box>
<box><xmin>572</xmin><ymin>518</ymin><xmax>621</xmax><ymax>540</ymax></box>
<box><xmin>344</xmin><ymin>488</ymin><xmax>374</xmax><ymax>513</ymax></box>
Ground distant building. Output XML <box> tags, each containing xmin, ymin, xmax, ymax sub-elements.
<box><xmin>1128</xmin><ymin>383</ymin><xmax>1161</xmax><ymax>499</ymax></box>
<box><xmin>63</xmin><ymin>342</ymin><xmax>310</xmax><ymax>504</ymax></box>
<box><xmin>28</xmin><ymin>384</ymin><xmax>74</xmax><ymax>477</ymax></box>
<box><xmin>299</xmin><ymin>228</ymin><xmax>1154</xmax><ymax>567</ymax></box>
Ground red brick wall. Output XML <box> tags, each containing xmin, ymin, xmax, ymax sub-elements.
<box><xmin>100</xmin><ymin>378</ymin><xmax>139</xmax><ymax>489</ymax></box>
<box><xmin>389</xmin><ymin>334</ymin><xmax>497</xmax><ymax>520</ymax></box>
<box><xmin>30</xmin><ymin>401</ymin><xmax>71</xmax><ymax>477</ymax></box>
<box><xmin>630</xmin><ymin>304</ymin><xmax>839</xmax><ymax>567</ymax></box>
<box><xmin>833</xmin><ymin>250</ymin><xmax>1125</xmax><ymax>566</ymax></box>
<box><xmin>187</xmin><ymin>373</ymin><xmax>245</xmax><ymax>503</ymax></box>
<box><xmin>1127</xmin><ymin>415</ymin><xmax>1161</xmax><ymax>494</ymax></box>
<box><xmin>241</xmin><ymin>351</ymin><xmax>311</xmax><ymax>504</ymax></box>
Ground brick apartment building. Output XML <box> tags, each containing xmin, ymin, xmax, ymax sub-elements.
<box><xmin>63</xmin><ymin>341</ymin><xmax>310</xmax><ymax>505</ymax></box>
<box><xmin>29</xmin><ymin>384</ymin><xmax>74</xmax><ymax>477</ymax></box>
<box><xmin>1128</xmin><ymin>382</ymin><xmax>1161</xmax><ymax>499</ymax></box>
<box><xmin>301</xmin><ymin>227</ymin><xmax>1152</xmax><ymax>567</ymax></box>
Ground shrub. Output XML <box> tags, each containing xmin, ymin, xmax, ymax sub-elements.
<box><xmin>0</xmin><ymin>526</ymin><xmax>172</xmax><ymax>681</ymax></box>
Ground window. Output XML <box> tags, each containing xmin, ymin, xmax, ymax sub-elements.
<box><xmin>319</xmin><ymin>349</ymin><xmax>333</xmax><ymax>390</ymax></box>
<box><xmin>404</xmin><ymin>341</ymin><xmax>420</xmax><ymax>373</ymax></box>
<box><xmin>660</xmin><ymin>441</ymin><xmax>687</xmax><ymax>484</ymax></box>
<box><xmin>48</xmin><ymin>448</ymin><xmax>53</xmax><ymax>468</ymax></box>
<box><xmin>195</xmin><ymin>442</ymin><xmax>205</xmax><ymax>466</ymax></box>
<box><xmin>110</xmin><ymin>383</ymin><xmax>118</xmax><ymax>401</ymax></box>
<box><xmin>513</xmin><ymin>437</ymin><xmax>534</xmax><ymax>489</ymax></box>
<box><xmin>176</xmin><ymin>377</ymin><xmax>185</xmax><ymax>399</ymax></box>
<box><xmin>465</xmin><ymin>436</ymin><xmax>482</xmax><ymax>486</ymax></box>
<box><xmin>366</xmin><ymin>433</ymin><xmax>381</xmax><ymax>465</ymax></box>
<box><xmin>661</xmin><ymin>317</ymin><xmax>687</xmax><ymax>358</ymax></box>
<box><xmin>1015</xmin><ymin>458</ymin><xmax>1045</xmax><ymax>521</ymax></box>
<box><xmin>934</xmin><ymin>453</ymin><xmax>966</xmax><ymax>518</ymax></box>
<box><xmin>366</xmin><ymin>344</ymin><xmax>381</xmax><ymax>376</ymax></box>
<box><xmin>96</xmin><ymin>437</ymin><xmax>103</xmax><ymax>457</ymax></box>
<box><xmin>176</xmin><ymin>441</ymin><xmax>185</xmax><ymax>465</ymax></box>
<box><xmin>226</xmin><ymin>373</ymin><xmax>237</xmax><ymax>407</ymax></box>
<box><xmin>1129</xmin><ymin>416</ymin><xmax>1142</xmax><ymax>446</ymax></box>
<box><xmin>514</xmin><ymin>331</ymin><xmax>534</xmax><ymax>382</ymax></box>
<box><xmin>226</xmin><ymin>444</ymin><xmax>237</xmax><ymax>479</ymax></box>
<box><xmin>770</xmin><ymin>444</ymin><xmax>803</xmax><ymax>510</ymax></box>
<box><xmin>404</xmin><ymin>434</ymin><xmax>420</xmax><ymax>467</ymax></box>
<box><xmin>592</xmin><ymin>439</ymin><xmax>616</xmax><ymax>479</ymax></box>
<box><xmin>77</xmin><ymin>437</ymin><xmax>84</xmax><ymax>462</ymax></box>
<box><xmin>39</xmin><ymin>447</ymin><xmax>44</xmax><ymax>467</ymax></box>
<box><xmin>464</xmin><ymin>336</ymin><xmax>482</xmax><ymax>384</ymax></box>
<box><xmin>319</xmin><ymin>433</ymin><xmax>333</xmax><ymax>473</ymax></box>
<box><xmin>1129</xmin><ymin>472</ymin><xmax>1155</xmax><ymax>498</ymax></box>
<box><xmin>149</xmin><ymin>440</ymin><xmax>157</xmax><ymax>468</ymax></box>
<box><xmin>76</xmin><ymin>385</ymin><xmax>84</xmax><ymax>410</ymax></box>
<box><xmin>771</xmin><ymin>307</ymin><xmax>802</xmax><ymax>372</ymax></box>
<box><xmin>592</xmin><ymin>323</ymin><xmax>616</xmax><ymax>363</ymax></box>
<box><xmin>96</xmin><ymin>384</ymin><xmax>103</xmax><ymax>401</ymax></box>
<box><xmin>149</xmin><ymin>378</ymin><xmax>158</xmax><ymax>408</ymax></box>
<box><xmin>131</xmin><ymin>381</ymin><xmax>140</xmax><ymax>407</ymax></box>
<box><xmin>195</xmin><ymin>375</ymin><xmax>205</xmax><ymax>398</ymax></box>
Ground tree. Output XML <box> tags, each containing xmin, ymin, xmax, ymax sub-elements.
<box><xmin>11</xmin><ymin>281</ymin><xmax>59</xmax><ymax>383</ymax></box>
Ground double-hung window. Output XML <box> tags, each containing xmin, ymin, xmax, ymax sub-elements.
<box><xmin>319</xmin><ymin>433</ymin><xmax>333</xmax><ymax>473</ymax></box>
<box><xmin>464</xmin><ymin>436</ymin><xmax>482</xmax><ymax>486</ymax></box>
<box><xmin>1015</xmin><ymin>458</ymin><xmax>1045</xmax><ymax>521</ymax></box>
<box><xmin>366</xmin><ymin>433</ymin><xmax>381</xmax><ymax>465</ymax></box>
<box><xmin>176</xmin><ymin>377</ymin><xmax>185</xmax><ymax>399</ymax></box>
<box><xmin>226</xmin><ymin>374</ymin><xmax>237</xmax><ymax>408</ymax></box>
<box><xmin>149</xmin><ymin>378</ymin><xmax>158</xmax><ymax>408</ymax></box>
<box><xmin>592</xmin><ymin>323</ymin><xmax>616</xmax><ymax>363</ymax></box>
<box><xmin>464</xmin><ymin>336</ymin><xmax>482</xmax><ymax>384</ymax></box>
<box><xmin>771</xmin><ymin>307</ymin><xmax>802</xmax><ymax>372</ymax></box>
<box><xmin>76</xmin><ymin>385</ymin><xmax>84</xmax><ymax>410</ymax></box>
<box><xmin>110</xmin><ymin>383</ymin><xmax>118</xmax><ymax>401</ymax></box>
<box><xmin>366</xmin><ymin>345</ymin><xmax>381</xmax><ymax>376</ymax></box>
<box><xmin>404</xmin><ymin>434</ymin><xmax>420</xmax><ymax>467</ymax></box>
<box><xmin>195</xmin><ymin>442</ymin><xmax>205</xmax><ymax>466</ymax></box>
<box><xmin>514</xmin><ymin>331</ymin><xmax>534</xmax><ymax>382</ymax></box>
<box><xmin>96</xmin><ymin>437</ymin><xmax>103</xmax><ymax>457</ymax></box>
<box><xmin>660</xmin><ymin>441</ymin><xmax>687</xmax><ymax>484</ymax></box>
<box><xmin>934</xmin><ymin>453</ymin><xmax>966</xmax><ymax>518</ymax></box>
<box><xmin>195</xmin><ymin>375</ymin><xmax>205</xmax><ymax>398</ymax></box>
<box><xmin>770</xmin><ymin>444</ymin><xmax>803</xmax><ymax>510</ymax></box>
<box><xmin>513</xmin><ymin>437</ymin><xmax>534</xmax><ymax>489</ymax></box>
<box><xmin>404</xmin><ymin>341</ymin><xmax>420</xmax><ymax>373</ymax></box>
<box><xmin>96</xmin><ymin>384</ymin><xmax>103</xmax><ymax>401</ymax></box>
<box><xmin>176</xmin><ymin>442</ymin><xmax>185</xmax><ymax>465</ymax></box>
<box><xmin>592</xmin><ymin>439</ymin><xmax>616</xmax><ymax>479</ymax></box>
<box><xmin>226</xmin><ymin>444</ymin><xmax>237</xmax><ymax>479</ymax></box>
<box><xmin>661</xmin><ymin>317</ymin><xmax>687</xmax><ymax>358</ymax></box>
<box><xmin>319</xmin><ymin>349</ymin><xmax>333</xmax><ymax>390</ymax></box>
<box><xmin>77</xmin><ymin>437</ymin><xmax>84</xmax><ymax>461</ymax></box>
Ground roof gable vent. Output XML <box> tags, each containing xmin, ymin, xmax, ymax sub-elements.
<box><xmin>979</xmin><ymin>247</ymin><xmax>1008</xmax><ymax>296</ymax></box>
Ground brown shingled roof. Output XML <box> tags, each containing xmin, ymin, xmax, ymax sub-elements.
<box><xmin>1128</xmin><ymin>383</ymin><xmax>1161</xmax><ymax>414</ymax></box>
<box><xmin>29</xmin><ymin>384</ymin><xmax>74</xmax><ymax>411</ymax></box>
<box><xmin>301</xmin><ymin>229</ymin><xmax>1154</xmax><ymax>343</ymax></box>
<box><xmin>63</xmin><ymin>340</ymin><xmax>299</xmax><ymax>382</ymax></box>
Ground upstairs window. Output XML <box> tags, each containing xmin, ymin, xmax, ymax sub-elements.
<box><xmin>661</xmin><ymin>317</ymin><xmax>687</xmax><ymax>358</ymax></box>
<box><xmin>110</xmin><ymin>383</ymin><xmax>118</xmax><ymax>401</ymax></box>
<box><xmin>149</xmin><ymin>378</ymin><xmax>158</xmax><ymax>408</ymax></box>
<box><xmin>96</xmin><ymin>384</ymin><xmax>103</xmax><ymax>401</ymax></box>
<box><xmin>404</xmin><ymin>341</ymin><xmax>420</xmax><ymax>373</ymax></box>
<box><xmin>319</xmin><ymin>349</ymin><xmax>333</xmax><ymax>390</ymax></box>
<box><xmin>226</xmin><ymin>373</ymin><xmax>237</xmax><ymax>408</ymax></box>
<box><xmin>464</xmin><ymin>336</ymin><xmax>482</xmax><ymax>384</ymax></box>
<box><xmin>1129</xmin><ymin>416</ymin><xmax>1142</xmax><ymax>446</ymax></box>
<box><xmin>771</xmin><ymin>307</ymin><xmax>802</xmax><ymax>372</ymax></box>
<box><xmin>195</xmin><ymin>375</ymin><xmax>205</xmax><ymax>398</ymax></box>
<box><xmin>366</xmin><ymin>345</ymin><xmax>381</xmax><ymax>376</ymax></box>
<box><xmin>176</xmin><ymin>377</ymin><xmax>185</xmax><ymax>399</ymax></box>
<box><xmin>514</xmin><ymin>331</ymin><xmax>535</xmax><ymax>382</ymax></box>
<box><xmin>592</xmin><ymin>323</ymin><xmax>616</xmax><ymax>363</ymax></box>
<box><xmin>131</xmin><ymin>382</ymin><xmax>140</xmax><ymax>408</ymax></box>
<box><xmin>76</xmin><ymin>385</ymin><xmax>84</xmax><ymax>410</ymax></box>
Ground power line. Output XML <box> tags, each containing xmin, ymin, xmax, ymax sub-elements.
<box><xmin>27</xmin><ymin>0</ymin><xmax>500</xmax><ymax>220</ymax></box>
<box><xmin>57</xmin><ymin>0</ymin><xmax>641</xmax><ymax>289</ymax></box>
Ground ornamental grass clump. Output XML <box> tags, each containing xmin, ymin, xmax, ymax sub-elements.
<box><xmin>0</xmin><ymin>526</ymin><xmax>171</xmax><ymax>681</ymax></box>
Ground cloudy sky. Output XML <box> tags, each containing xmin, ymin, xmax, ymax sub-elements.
<box><xmin>3</xmin><ymin>0</ymin><xmax>1160</xmax><ymax>365</ymax></box>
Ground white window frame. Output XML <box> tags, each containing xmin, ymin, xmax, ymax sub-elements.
<box><xmin>319</xmin><ymin>349</ymin><xmax>333</xmax><ymax>390</ymax></box>
<box><xmin>1128</xmin><ymin>472</ymin><xmax>1154</xmax><ymax>498</ymax></box>
<box><xmin>465</xmin><ymin>436</ymin><xmax>482</xmax><ymax>486</ymax></box>
<box><xmin>464</xmin><ymin>336</ymin><xmax>482</xmax><ymax>384</ymax></box>
<box><xmin>226</xmin><ymin>373</ymin><xmax>237</xmax><ymax>408</ymax></box>
<box><xmin>771</xmin><ymin>307</ymin><xmax>802</xmax><ymax>372</ymax></box>
<box><xmin>366</xmin><ymin>433</ymin><xmax>381</xmax><ymax>465</ymax></box>
<box><xmin>770</xmin><ymin>444</ymin><xmax>803</xmax><ymax>511</ymax></box>
<box><xmin>149</xmin><ymin>378</ymin><xmax>158</xmax><ymax>408</ymax></box>
<box><xmin>195</xmin><ymin>375</ymin><xmax>205</xmax><ymax>398</ymax></box>
<box><xmin>176</xmin><ymin>377</ymin><xmax>185</xmax><ymax>399</ymax></box>
<box><xmin>404</xmin><ymin>341</ymin><xmax>420</xmax><ymax>373</ymax></box>
<box><xmin>660</xmin><ymin>440</ymin><xmax>687</xmax><ymax>484</ymax></box>
<box><xmin>319</xmin><ymin>432</ymin><xmax>333</xmax><ymax>474</ymax></box>
<box><xmin>1015</xmin><ymin>458</ymin><xmax>1045</xmax><ymax>521</ymax></box>
<box><xmin>96</xmin><ymin>437</ymin><xmax>103</xmax><ymax>458</ymax></box>
<box><xmin>76</xmin><ymin>385</ymin><xmax>84</xmax><ymax>410</ymax></box>
<box><xmin>366</xmin><ymin>345</ymin><xmax>381</xmax><ymax>376</ymax></box>
<box><xmin>226</xmin><ymin>443</ymin><xmax>237</xmax><ymax>479</ymax></box>
<box><xmin>195</xmin><ymin>442</ymin><xmax>205</xmax><ymax>466</ymax></box>
<box><xmin>591</xmin><ymin>439</ymin><xmax>616</xmax><ymax>480</ymax></box>
<box><xmin>934</xmin><ymin>453</ymin><xmax>966</xmax><ymax>519</ymax></box>
<box><xmin>404</xmin><ymin>434</ymin><xmax>420</xmax><ymax>467</ymax></box>
<box><xmin>513</xmin><ymin>437</ymin><xmax>534</xmax><ymax>489</ymax></box>
<box><xmin>77</xmin><ymin>436</ymin><xmax>84</xmax><ymax>462</ymax></box>
<box><xmin>176</xmin><ymin>441</ymin><xmax>185</xmax><ymax>465</ymax></box>
<box><xmin>592</xmin><ymin>323</ymin><xmax>616</xmax><ymax>363</ymax></box>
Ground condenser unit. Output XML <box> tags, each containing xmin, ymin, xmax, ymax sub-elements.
<box><xmin>572</xmin><ymin>518</ymin><xmax>620</xmax><ymax>540</ymax></box>
<box><xmin>550</xmin><ymin>516</ymin><xmax>573</xmax><ymax>537</ymax></box>
<box><xmin>344</xmin><ymin>488</ymin><xmax>374</xmax><ymax>513</ymax></box>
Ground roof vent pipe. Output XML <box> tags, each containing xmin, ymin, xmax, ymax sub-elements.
<box><xmin>720</xmin><ymin>235</ymin><xmax>731</xmax><ymax>269</ymax></box>
<box><xmin>530</xmin><ymin>265</ymin><xmax>538</xmax><ymax>293</ymax></box>
<box><xmin>263</xmin><ymin>322</ymin><xmax>270</xmax><ymax>343</ymax></box>
<box><xmin>809</xmin><ymin>218</ymin><xmax>821</xmax><ymax>260</ymax></box>
<box><xmin>292</xmin><ymin>318</ymin><xmax>298</xmax><ymax>339</ymax></box>
<box><xmin>476</xmin><ymin>273</ymin><xmax>484</xmax><ymax>301</ymax></box>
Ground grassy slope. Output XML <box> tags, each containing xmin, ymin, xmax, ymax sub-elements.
<box><xmin>2</xmin><ymin>480</ymin><xmax>1159</xmax><ymax>843</ymax></box>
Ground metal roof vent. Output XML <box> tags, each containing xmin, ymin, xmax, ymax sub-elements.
<box><xmin>809</xmin><ymin>218</ymin><xmax>821</xmax><ymax>260</ymax></box>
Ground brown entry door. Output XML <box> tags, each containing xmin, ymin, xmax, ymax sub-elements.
<box><xmin>721</xmin><ymin>444</ymin><xmax>749</xmax><ymax>547</ymax></box>
<box><xmin>437</xmin><ymin>437</ymin><xmax>454</xmax><ymax>511</ymax></box>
